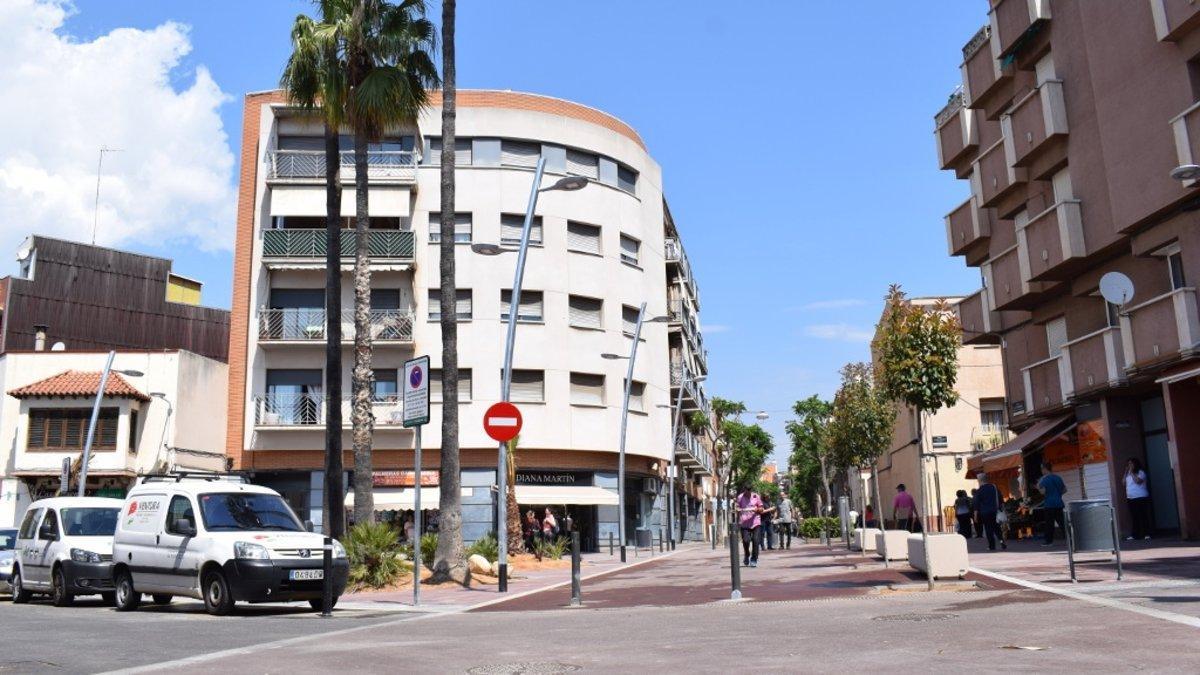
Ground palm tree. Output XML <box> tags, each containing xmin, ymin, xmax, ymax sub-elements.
<box><xmin>280</xmin><ymin>9</ymin><xmax>348</xmax><ymax>539</ymax></box>
<box><xmin>432</xmin><ymin>0</ymin><xmax>469</xmax><ymax>584</ymax></box>
<box><xmin>335</xmin><ymin>0</ymin><xmax>439</xmax><ymax>524</ymax></box>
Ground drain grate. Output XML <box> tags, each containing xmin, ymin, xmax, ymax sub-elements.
<box><xmin>872</xmin><ymin>612</ymin><xmax>958</xmax><ymax>622</ymax></box>
<box><xmin>467</xmin><ymin>663</ymin><xmax>582</xmax><ymax>675</ymax></box>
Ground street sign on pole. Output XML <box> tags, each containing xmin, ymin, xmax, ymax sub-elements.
<box><xmin>403</xmin><ymin>356</ymin><xmax>430</xmax><ymax>428</ymax></box>
<box><xmin>484</xmin><ymin>401</ymin><xmax>523</xmax><ymax>443</ymax></box>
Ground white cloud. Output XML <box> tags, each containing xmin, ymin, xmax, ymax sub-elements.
<box><xmin>702</xmin><ymin>324</ymin><xmax>731</xmax><ymax>334</ymax></box>
<box><xmin>0</xmin><ymin>0</ymin><xmax>235</xmax><ymax>257</ymax></box>
<box><xmin>803</xmin><ymin>323</ymin><xmax>874</xmax><ymax>343</ymax></box>
<box><xmin>798</xmin><ymin>299</ymin><xmax>867</xmax><ymax>311</ymax></box>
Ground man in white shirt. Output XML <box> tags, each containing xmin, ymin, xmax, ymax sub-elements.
<box><xmin>776</xmin><ymin>496</ymin><xmax>795</xmax><ymax>549</ymax></box>
<box><xmin>1124</xmin><ymin>458</ymin><xmax>1153</xmax><ymax>541</ymax></box>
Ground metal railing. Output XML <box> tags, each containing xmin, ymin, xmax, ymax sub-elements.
<box><xmin>962</xmin><ymin>24</ymin><xmax>991</xmax><ymax>61</ymax></box>
<box><xmin>675</xmin><ymin>427</ymin><xmax>714</xmax><ymax>474</ymax></box>
<box><xmin>258</xmin><ymin>308</ymin><xmax>414</xmax><ymax>342</ymax></box>
<box><xmin>265</xmin><ymin>150</ymin><xmax>419</xmax><ymax>183</ymax></box>
<box><xmin>670</xmin><ymin>364</ymin><xmax>710</xmax><ymax>416</ymax></box>
<box><xmin>261</xmin><ymin>229</ymin><xmax>414</xmax><ymax>259</ymax></box>
<box><xmin>253</xmin><ymin>393</ymin><xmax>408</xmax><ymax>427</ymax></box>
<box><xmin>935</xmin><ymin>86</ymin><xmax>966</xmax><ymax>128</ymax></box>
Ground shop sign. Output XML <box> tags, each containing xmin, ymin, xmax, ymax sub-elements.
<box><xmin>373</xmin><ymin>470</ymin><xmax>439</xmax><ymax>488</ymax></box>
<box><xmin>515</xmin><ymin>470</ymin><xmax>591</xmax><ymax>486</ymax></box>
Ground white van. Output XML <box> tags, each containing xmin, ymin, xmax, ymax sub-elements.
<box><xmin>111</xmin><ymin>474</ymin><xmax>348</xmax><ymax>615</ymax></box>
<box><xmin>11</xmin><ymin>496</ymin><xmax>124</xmax><ymax>606</ymax></box>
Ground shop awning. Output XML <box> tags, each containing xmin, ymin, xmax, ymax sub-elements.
<box><xmin>966</xmin><ymin>414</ymin><xmax>1074</xmax><ymax>479</ymax></box>
<box><xmin>344</xmin><ymin>487</ymin><xmax>439</xmax><ymax>510</ymax></box>
<box><xmin>515</xmin><ymin>485</ymin><xmax>618</xmax><ymax>506</ymax></box>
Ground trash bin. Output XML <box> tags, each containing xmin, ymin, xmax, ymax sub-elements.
<box><xmin>635</xmin><ymin>528</ymin><xmax>652</xmax><ymax>548</ymax></box>
<box><xmin>1067</xmin><ymin>499</ymin><xmax>1115</xmax><ymax>552</ymax></box>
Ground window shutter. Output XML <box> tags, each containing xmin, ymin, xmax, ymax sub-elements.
<box><xmin>500</xmin><ymin>214</ymin><xmax>542</xmax><ymax>245</ymax></box>
<box><xmin>620</xmin><ymin>235</ymin><xmax>640</xmax><ymax>265</ymax></box>
<box><xmin>99</xmin><ymin>409</ymin><xmax>118</xmax><ymax>448</ymax></box>
<box><xmin>455</xmin><ymin>139</ymin><xmax>473</xmax><ymax>165</ymax></box>
<box><xmin>1046</xmin><ymin>317</ymin><xmax>1067</xmax><ymax>357</ymax></box>
<box><xmin>458</xmin><ymin>369</ymin><xmax>473</xmax><ymax>400</ymax></box>
<box><xmin>510</xmin><ymin>370</ymin><xmax>544</xmax><ymax>402</ymax></box>
<box><xmin>454</xmin><ymin>214</ymin><xmax>472</xmax><ymax>242</ymax></box>
<box><xmin>64</xmin><ymin>412</ymin><xmax>82</xmax><ymax>448</ymax></box>
<box><xmin>428</xmin><ymin>212</ymin><xmax>441</xmax><ymax>242</ymax></box>
<box><xmin>424</xmin><ymin>137</ymin><xmax>441</xmax><ymax>165</ymax></box>
<box><xmin>628</xmin><ymin>381</ymin><xmax>646</xmax><ymax>412</ymax></box>
<box><xmin>565</xmin><ymin>150</ymin><xmax>599</xmax><ymax>179</ymax></box>
<box><xmin>502</xmin><ymin>290</ymin><xmax>542</xmax><ymax>321</ymax></box>
<box><xmin>430</xmin><ymin>368</ymin><xmax>443</xmax><ymax>401</ymax></box>
<box><xmin>570</xmin><ymin>373</ymin><xmax>605</xmax><ymax>406</ymax></box>
<box><xmin>428</xmin><ymin>289</ymin><xmax>441</xmax><ymax>321</ymax></box>
<box><xmin>566</xmin><ymin>222</ymin><xmax>601</xmax><ymax>254</ymax></box>
<box><xmin>568</xmin><ymin>296</ymin><xmax>602</xmax><ymax>329</ymax></box>
<box><xmin>500</xmin><ymin>140</ymin><xmax>540</xmax><ymax>168</ymax></box>
<box><xmin>456</xmin><ymin>290</ymin><xmax>473</xmax><ymax>320</ymax></box>
<box><xmin>622</xmin><ymin>305</ymin><xmax>639</xmax><ymax>334</ymax></box>
<box><xmin>27</xmin><ymin>410</ymin><xmax>47</xmax><ymax>448</ymax></box>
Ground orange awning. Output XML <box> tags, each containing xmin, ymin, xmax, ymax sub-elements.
<box><xmin>966</xmin><ymin>414</ymin><xmax>1074</xmax><ymax>479</ymax></box>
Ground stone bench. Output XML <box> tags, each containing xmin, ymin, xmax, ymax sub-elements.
<box><xmin>907</xmin><ymin>533</ymin><xmax>969</xmax><ymax>580</ymax></box>
<box><xmin>874</xmin><ymin>530</ymin><xmax>910</xmax><ymax>561</ymax></box>
<box><xmin>852</xmin><ymin>528</ymin><xmax>881</xmax><ymax>552</ymax></box>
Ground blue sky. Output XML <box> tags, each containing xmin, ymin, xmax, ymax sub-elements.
<box><xmin>61</xmin><ymin>0</ymin><xmax>984</xmax><ymax>463</ymax></box>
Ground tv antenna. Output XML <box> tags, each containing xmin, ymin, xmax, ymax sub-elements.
<box><xmin>93</xmin><ymin>146</ymin><xmax>123</xmax><ymax>245</ymax></box>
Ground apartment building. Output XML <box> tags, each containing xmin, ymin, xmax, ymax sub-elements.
<box><xmin>870</xmin><ymin>298</ymin><xmax>1008</xmax><ymax>531</ymax></box>
<box><xmin>226</xmin><ymin>89</ymin><xmax>715</xmax><ymax>550</ymax></box>
<box><xmin>936</xmin><ymin>1</ymin><xmax>1200</xmax><ymax>538</ymax></box>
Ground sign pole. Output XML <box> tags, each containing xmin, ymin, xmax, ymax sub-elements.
<box><xmin>402</xmin><ymin>355</ymin><xmax>431</xmax><ymax>607</ymax></box>
<box><xmin>413</xmin><ymin>424</ymin><xmax>422</xmax><ymax>606</ymax></box>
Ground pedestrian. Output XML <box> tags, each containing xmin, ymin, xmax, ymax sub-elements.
<box><xmin>954</xmin><ymin>489</ymin><xmax>973</xmax><ymax>537</ymax></box>
<box><xmin>1038</xmin><ymin>462</ymin><xmax>1068</xmax><ymax>546</ymax></box>
<box><xmin>974</xmin><ymin>473</ymin><xmax>1007</xmax><ymax>551</ymax></box>
<box><xmin>892</xmin><ymin>484</ymin><xmax>918</xmax><ymax>532</ymax></box>
<box><xmin>542</xmin><ymin>507</ymin><xmax>560</xmax><ymax>542</ymax></box>
<box><xmin>1124</xmin><ymin>458</ymin><xmax>1153</xmax><ymax>541</ymax></box>
<box><xmin>864</xmin><ymin>504</ymin><xmax>877</xmax><ymax>529</ymax></box>
<box><xmin>761</xmin><ymin>497</ymin><xmax>777</xmax><ymax>550</ymax></box>
<box><xmin>970</xmin><ymin>489</ymin><xmax>983</xmax><ymax>538</ymax></box>
<box><xmin>735</xmin><ymin>484</ymin><xmax>764</xmax><ymax>567</ymax></box>
<box><xmin>523</xmin><ymin>510</ymin><xmax>542</xmax><ymax>560</ymax></box>
<box><xmin>777</xmin><ymin>494</ymin><xmax>795</xmax><ymax>549</ymax></box>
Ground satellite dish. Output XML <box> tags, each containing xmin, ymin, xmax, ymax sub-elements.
<box><xmin>50</xmin><ymin>342</ymin><xmax>66</xmax><ymax>351</ymax></box>
<box><xmin>1099</xmin><ymin>272</ymin><xmax>1135</xmax><ymax>306</ymax></box>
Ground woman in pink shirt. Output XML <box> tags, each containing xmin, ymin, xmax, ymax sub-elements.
<box><xmin>735</xmin><ymin>485</ymin><xmax>764</xmax><ymax>567</ymax></box>
<box><xmin>892</xmin><ymin>484</ymin><xmax>918</xmax><ymax>532</ymax></box>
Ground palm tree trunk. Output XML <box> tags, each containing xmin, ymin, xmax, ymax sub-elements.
<box><xmin>506</xmin><ymin>439</ymin><xmax>523</xmax><ymax>553</ymax></box>
<box><xmin>433</xmin><ymin>0</ymin><xmax>467</xmax><ymax>584</ymax></box>
<box><xmin>350</xmin><ymin>131</ymin><xmax>374</xmax><ymax>525</ymax></box>
<box><xmin>323</xmin><ymin>122</ymin><xmax>346</xmax><ymax>539</ymax></box>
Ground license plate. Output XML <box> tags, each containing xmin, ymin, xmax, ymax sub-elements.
<box><xmin>289</xmin><ymin>569</ymin><xmax>323</xmax><ymax>581</ymax></box>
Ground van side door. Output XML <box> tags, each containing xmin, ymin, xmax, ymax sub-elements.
<box><xmin>29</xmin><ymin>509</ymin><xmax>60</xmax><ymax>587</ymax></box>
<box><xmin>158</xmin><ymin>495</ymin><xmax>201</xmax><ymax>591</ymax></box>
<box><xmin>15</xmin><ymin>508</ymin><xmax>42</xmax><ymax>585</ymax></box>
<box><xmin>119</xmin><ymin>493</ymin><xmax>169</xmax><ymax>592</ymax></box>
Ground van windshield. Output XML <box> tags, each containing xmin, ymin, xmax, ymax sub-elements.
<box><xmin>199</xmin><ymin>493</ymin><xmax>303</xmax><ymax>532</ymax></box>
<box><xmin>60</xmin><ymin>508</ymin><xmax>120</xmax><ymax>536</ymax></box>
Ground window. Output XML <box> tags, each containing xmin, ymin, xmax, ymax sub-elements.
<box><xmin>166</xmin><ymin>496</ymin><xmax>196</xmax><ymax>536</ymax></box>
<box><xmin>501</xmin><ymin>290</ymin><xmax>544</xmax><ymax>322</ymax></box>
<box><xmin>565</xmin><ymin>149</ymin><xmax>599</xmax><ymax>179</ymax></box>
<box><xmin>129</xmin><ymin>409</ymin><xmax>139</xmax><ymax>452</ymax></box>
<box><xmin>18</xmin><ymin>508</ymin><xmax>42</xmax><ymax>540</ymax></box>
<box><xmin>429</xmin><ymin>289</ymin><xmax>472</xmax><ymax>321</ymax></box>
<box><xmin>428</xmin><ymin>212</ymin><xmax>472</xmax><ymax>243</ymax></box>
<box><xmin>980</xmin><ymin>402</ymin><xmax>1005</xmax><ymax>432</ymax></box>
<box><xmin>617</xmin><ymin>165</ymin><xmax>638</xmax><ymax>193</ymax></box>
<box><xmin>500</xmin><ymin>140</ymin><xmax>541</xmax><ymax>168</ymax></box>
<box><xmin>570</xmin><ymin>373</ymin><xmax>605</xmax><ymax>406</ymax></box>
<box><xmin>568</xmin><ymin>295</ymin><xmax>603</xmax><ymax>329</ymax></box>
<box><xmin>430</xmin><ymin>368</ymin><xmax>472</xmax><ymax>402</ymax></box>
<box><xmin>1105</xmin><ymin>301</ymin><xmax>1120</xmax><ymax>328</ymax></box>
<box><xmin>38</xmin><ymin>509</ymin><xmax>58</xmax><ymax>540</ymax></box>
<box><xmin>567</xmin><ymin>221</ymin><xmax>601</xmax><ymax>255</ymax></box>
<box><xmin>622</xmin><ymin>305</ymin><xmax>640</xmax><ymax>335</ymax></box>
<box><xmin>1051</xmin><ymin>168</ymin><xmax>1073</xmax><ymax>203</ymax></box>
<box><xmin>509</xmin><ymin>370</ymin><xmax>545</xmax><ymax>403</ymax></box>
<box><xmin>424</xmin><ymin>137</ymin><xmax>472</xmax><ymax>166</ymax></box>
<box><xmin>373</xmin><ymin>369</ymin><xmax>399</xmax><ymax>401</ymax></box>
<box><xmin>500</xmin><ymin>214</ymin><xmax>543</xmax><ymax>246</ymax></box>
<box><xmin>1045</xmin><ymin>316</ymin><xmax>1067</xmax><ymax>357</ymax></box>
<box><xmin>1169</xmin><ymin>251</ymin><xmax>1187</xmax><ymax>290</ymax></box>
<box><xmin>199</xmin><ymin>493</ymin><xmax>304</xmax><ymax>532</ymax></box>
<box><xmin>627</xmin><ymin>380</ymin><xmax>646</xmax><ymax>412</ymax></box>
<box><xmin>27</xmin><ymin>408</ymin><xmax>119</xmax><ymax>451</ymax></box>
<box><xmin>619</xmin><ymin>234</ymin><xmax>640</xmax><ymax>266</ymax></box>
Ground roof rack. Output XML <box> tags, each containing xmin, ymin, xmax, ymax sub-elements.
<box><xmin>137</xmin><ymin>470</ymin><xmax>250</xmax><ymax>484</ymax></box>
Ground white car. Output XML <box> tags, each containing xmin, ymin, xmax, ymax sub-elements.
<box><xmin>11</xmin><ymin>497</ymin><xmax>124</xmax><ymax>606</ymax></box>
<box><xmin>111</xmin><ymin>474</ymin><xmax>348</xmax><ymax>615</ymax></box>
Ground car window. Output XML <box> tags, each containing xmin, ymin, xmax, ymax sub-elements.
<box><xmin>166</xmin><ymin>496</ymin><xmax>196</xmax><ymax>536</ymax></box>
<box><xmin>17</xmin><ymin>510</ymin><xmax>41</xmax><ymax>540</ymax></box>
<box><xmin>199</xmin><ymin>493</ymin><xmax>304</xmax><ymax>532</ymax></box>
<box><xmin>39</xmin><ymin>510</ymin><xmax>59</xmax><ymax>540</ymax></box>
<box><xmin>60</xmin><ymin>508</ymin><xmax>120</xmax><ymax>536</ymax></box>
<box><xmin>0</xmin><ymin>530</ymin><xmax>17</xmax><ymax>550</ymax></box>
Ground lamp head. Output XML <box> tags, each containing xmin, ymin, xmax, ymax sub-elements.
<box><xmin>1171</xmin><ymin>164</ymin><xmax>1200</xmax><ymax>181</ymax></box>
<box><xmin>600</xmin><ymin>353</ymin><xmax>625</xmax><ymax>360</ymax></box>
<box><xmin>470</xmin><ymin>243</ymin><xmax>508</xmax><ymax>256</ymax></box>
<box><xmin>116</xmin><ymin>369</ymin><xmax>144</xmax><ymax>378</ymax></box>
<box><xmin>548</xmin><ymin>175</ymin><xmax>588</xmax><ymax>192</ymax></box>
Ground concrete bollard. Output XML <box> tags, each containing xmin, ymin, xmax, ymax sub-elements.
<box><xmin>570</xmin><ymin>531</ymin><xmax>581</xmax><ymax>607</ymax></box>
<box><xmin>608</xmin><ymin>531</ymin><xmax>614</xmax><ymax>556</ymax></box>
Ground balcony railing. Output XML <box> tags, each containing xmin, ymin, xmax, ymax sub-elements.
<box><xmin>990</xmin><ymin>0</ymin><xmax>1051</xmax><ymax>59</ymax></box>
<box><xmin>1119</xmin><ymin>287</ymin><xmax>1200</xmax><ymax>371</ymax></box>
<box><xmin>1151</xmin><ymin>0</ymin><xmax>1200</xmax><ymax>42</ymax></box>
<box><xmin>258</xmin><ymin>308</ymin><xmax>414</xmax><ymax>343</ymax></box>
<box><xmin>675</xmin><ymin>427</ymin><xmax>713</xmax><ymax>475</ymax></box>
<box><xmin>935</xmin><ymin>88</ymin><xmax>979</xmax><ymax>172</ymax></box>
<box><xmin>970</xmin><ymin>426</ymin><xmax>1012</xmax><ymax>453</ymax></box>
<box><xmin>972</xmin><ymin>139</ymin><xmax>1026</xmax><ymax>208</ymax></box>
<box><xmin>1062</xmin><ymin>326</ymin><xmax>1126</xmax><ymax>395</ymax></box>
<box><xmin>1022</xmin><ymin>353</ymin><xmax>1070</xmax><ymax>414</ymax></box>
<box><xmin>1002</xmin><ymin>80</ymin><xmax>1068</xmax><ymax>167</ymax></box>
<box><xmin>1171</xmin><ymin>100</ymin><xmax>1200</xmax><ymax>188</ymax></box>
<box><xmin>265</xmin><ymin>150</ymin><xmax>419</xmax><ymax>184</ymax></box>
<box><xmin>262</xmin><ymin>229</ymin><xmax>414</xmax><ymax>260</ymax></box>
<box><xmin>945</xmin><ymin>197</ymin><xmax>989</xmax><ymax>257</ymax></box>
<box><xmin>253</xmin><ymin>393</ymin><xmax>410</xmax><ymax>427</ymax></box>
<box><xmin>670</xmin><ymin>364</ymin><xmax>710</xmax><ymax>416</ymax></box>
<box><xmin>1018</xmin><ymin>200</ymin><xmax>1085</xmax><ymax>281</ymax></box>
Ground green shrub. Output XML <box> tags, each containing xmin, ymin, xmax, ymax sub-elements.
<box><xmin>799</xmin><ymin>517</ymin><xmax>841</xmax><ymax>540</ymax></box>
<box><xmin>398</xmin><ymin>532</ymin><xmax>438</xmax><ymax>569</ymax></box>
<box><xmin>345</xmin><ymin>522</ymin><xmax>405</xmax><ymax>589</ymax></box>
<box><xmin>533</xmin><ymin>536</ymin><xmax>569</xmax><ymax>560</ymax></box>
<box><xmin>466</xmin><ymin>532</ymin><xmax>499</xmax><ymax>563</ymax></box>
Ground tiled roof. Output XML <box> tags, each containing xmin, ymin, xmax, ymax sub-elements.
<box><xmin>8</xmin><ymin>370</ymin><xmax>149</xmax><ymax>401</ymax></box>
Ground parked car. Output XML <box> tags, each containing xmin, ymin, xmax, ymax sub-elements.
<box><xmin>112</xmin><ymin>474</ymin><xmax>348</xmax><ymax>615</ymax></box>
<box><xmin>0</xmin><ymin>528</ymin><xmax>18</xmax><ymax>593</ymax></box>
<box><xmin>11</xmin><ymin>497</ymin><xmax>124</xmax><ymax>606</ymax></box>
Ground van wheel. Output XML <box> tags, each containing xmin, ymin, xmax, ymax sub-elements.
<box><xmin>114</xmin><ymin>571</ymin><xmax>141</xmax><ymax>611</ymax></box>
<box><xmin>202</xmin><ymin>570</ymin><xmax>234</xmax><ymax>616</ymax></box>
<box><xmin>10</xmin><ymin>568</ymin><xmax>31</xmax><ymax>604</ymax></box>
<box><xmin>151</xmin><ymin>594</ymin><xmax>173</xmax><ymax>605</ymax></box>
<box><xmin>51</xmin><ymin>567</ymin><xmax>75</xmax><ymax>607</ymax></box>
<box><xmin>308</xmin><ymin>596</ymin><xmax>338</xmax><ymax>611</ymax></box>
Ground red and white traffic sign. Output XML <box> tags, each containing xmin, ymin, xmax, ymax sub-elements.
<box><xmin>483</xmin><ymin>401</ymin><xmax>523</xmax><ymax>442</ymax></box>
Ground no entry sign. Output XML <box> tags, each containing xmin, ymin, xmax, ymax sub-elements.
<box><xmin>483</xmin><ymin>401</ymin><xmax>523</xmax><ymax>442</ymax></box>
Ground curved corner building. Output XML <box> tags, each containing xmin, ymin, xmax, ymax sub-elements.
<box><xmin>226</xmin><ymin>90</ymin><xmax>715</xmax><ymax>549</ymax></box>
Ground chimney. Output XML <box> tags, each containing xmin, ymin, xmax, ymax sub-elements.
<box><xmin>33</xmin><ymin>325</ymin><xmax>48</xmax><ymax>351</ymax></box>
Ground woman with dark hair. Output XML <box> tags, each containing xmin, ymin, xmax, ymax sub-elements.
<box><xmin>1124</xmin><ymin>457</ymin><xmax>1153</xmax><ymax>541</ymax></box>
<box><xmin>954</xmin><ymin>489</ymin><xmax>973</xmax><ymax>537</ymax></box>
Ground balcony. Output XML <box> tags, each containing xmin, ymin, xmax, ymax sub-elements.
<box><xmin>1002</xmin><ymin>80</ymin><xmax>1068</xmax><ymax>168</ymax></box>
<box><xmin>1170</xmin><ymin>101</ymin><xmax>1200</xmax><ymax>187</ymax></box>
<box><xmin>1018</xmin><ymin>200</ymin><xmax>1085</xmax><ymax>280</ymax></box>
<box><xmin>956</xmin><ymin>289</ymin><xmax>1001</xmax><ymax>345</ymax></box>
<box><xmin>1119</xmin><ymin>287</ymin><xmax>1200</xmax><ymax>372</ymax></box>
<box><xmin>1151</xmin><ymin>0</ymin><xmax>1200</xmax><ymax>41</ymax></box>
<box><xmin>961</xmin><ymin>25</ymin><xmax>1011</xmax><ymax>112</ymax></box>
<box><xmin>984</xmin><ymin>245</ymin><xmax>1047</xmax><ymax>310</ymax></box>
<box><xmin>253</xmin><ymin>393</ymin><xmax>411</xmax><ymax>429</ymax></box>
<box><xmin>265</xmin><ymin>150</ymin><xmax>418</xmax><ymax>185</ymax></box>
<box><xmin>675</xmin><ymin>427</ymin><xmax>713</xmax><ymax>476</ymax></box>
<box><xmin>935</xmin><ymin>89</ymin><xmax>979</xmax><ymax>171</ymax></box>
<box><xmin>670</xmin><ymin>364</ymin><xmax>710</xmax><ymax>417</ymax></box>
<box><xmin>1062</xmin><ymin>326</ymin><xmax>1126</xmax><ymax>396</ymax></box>
<box><xmin>990</xmin><ymin>0</ymin><xmax>1051</xmax><ymax>59</ymax></box>
<box><xmin>1022</xmin><ymin>353</ymin><xmax>1070</xmax><ymax>415</ymax></box>
<box><xmin>972</xmin><ymin>140</ymin><xmax>1026</xmax><ymax>208</ymax></box>
<box><xmin>945</xmin><ymin>197</ymin><xmax>989</xmax><ymax>257</ymax></box>
<box><xmin>261</xmin><ymin>229</ymin><xmax>414</xmax><ymax>266</ymax></box>
<box><xmin>258</xmin><ymin>308</ymin><xmax>414</xmax><ymax>345</ymax></box>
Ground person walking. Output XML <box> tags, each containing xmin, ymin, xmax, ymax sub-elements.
<box><xmin>735</xmin><ymin>485</ymin><xmax>764</xmax><ymax>567</ymax></box>
<box><xmin>1124</xmin><ymin>458</ymin><xmax>1153</xmax><ymax>541</ymax></box>
<box><xmin>892</xmin><ymin>484</ymin><xmax>918</xmax><ymax>532</ymax></box>
<box><xmin>542</xmin><ymin>507</ymin><xmax>560</xmax><ymax>542</ymax></box>
<box><xmin>974</xmin><ymin>474</ymin><xmax>1007</xmax><ymax>551</ymax></box>
<box><xmin>523</xmin><ymin>510</ymin><xmax>542</xmax><ymax>560</ymax></box>
<box><xmin>1038</xmin><ymin>462</ymin><xmax>1067</xmax><ymax>546</ymax></box>
<box><xmin>761</xmin><ymin>497</ymin><xmax>777</xmax><ymax>550</ymax></box>
<box><xmin>970</xmin><ymin>489</ymin><xmax>983</xmax><ymax>538</ymax></box>
<box><xmin>777</xmin><ymin>494</ymin><xmax>795</xmax><ymax>549</ymax></box>
<box><xmin>954</xmin><ymin>490</ymin><xmax>973</xmax><ymax>538</ymax></box>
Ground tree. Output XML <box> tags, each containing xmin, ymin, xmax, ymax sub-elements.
<box><xmin>785</xmin><ymin>396</ymin><xmax>833</xmax><ymax>515</ymax></box>
<box><xmin>336</xmin><ymin>0</ymin><xmax>438</xmax><ymax>525</ymax></box>
<box><xmin>504</xmin><ymin>436</ymin><xmax>522</xmax><ymax>553</ymax></box>
<box><xmin>724</xmin><ymin>420</ymin><xmax>773</xmax><ymax>492</ymax></box>
<box><xmin>432</xmin><ymin>0</ymin><xmax>469</xmax><ymax>584</ymax></box>
<box><xmin>827</xmin><ymin>363</ymin><xmax>895</xmax><ymax>528</ymax></box>
<box><xmin>281</xmin><ymin>6</ymin><xmax>349</xmax><ymax>539</ymax></box>
<box><xmin>711</xmin><ymin>397</ymin><xmax>747</xmax><ymax>504</ymax></box>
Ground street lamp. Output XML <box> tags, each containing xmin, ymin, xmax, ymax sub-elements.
<box><xmin>657</xmin><ymin>373</ymin><xmax>706</xmax><ymax>550</ymax></box>
<box><xmin>1170</xmin><ymin>164</ymin><xmax>1200</xmax><ymax>181</ymax></box>
<box><xmin>79</xmin><ymin>351</ymin><xmax>143</xmax><ymax>496</ymax></box>
<box><xmin>602</xmin><ymin>306</ymin><xmax>669</xmax><ymax>561</ymax></box>
<box><xmin>149</xmin><ymin>392</ymin><xmax>174</xmax><ymax>472</ymax></box>
<box><xmin>478</xmin><ymin>156</ymin><xmax>589</xmax><ymax>592</ymax></box>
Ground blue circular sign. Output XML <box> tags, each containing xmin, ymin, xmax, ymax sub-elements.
<box><xmin>409</xmin><ymin>365</ymin><xmax>423</xmax><ymax>389</ymax></box>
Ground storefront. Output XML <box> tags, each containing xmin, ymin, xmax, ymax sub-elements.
<box><xmin>514</xmin><ymin>469</ymin><xmax>618</xmax><ymax>553</ymax></box>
